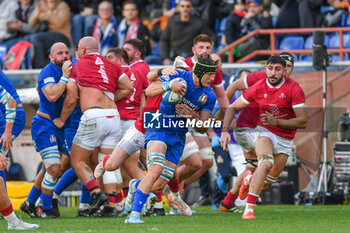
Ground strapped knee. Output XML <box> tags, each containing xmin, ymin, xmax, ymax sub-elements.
<box><xmin>257</xmin><ymin>154</ymin><xmax>274</xmax><ymax>166</ymax></box>
<box><xmin>181</xmin><ymin>141</ymin><xmax>199</xmax><ymax>161</ymax></box>
<box><xmin>246</xmin><ymin>158</ymin><xmax>258</xmax><ymax>168</ymax></box>
<box><xmin>103</xmin><ymin>171</ymin><xmax>118</xmax><ymax>184</ymax></box>
<box><xmin>40</xmin><ymin>146</ymin><xmax>61</xmax><ymax>168</ymax></box>
<box><xmin>199</xmin><ymin>147</ymin><xmax>214</xmax><ymax>160</ymax></box>
<box><xmin>147</xmin><ymin>152</ymin><xmax>165</xmax><ymax>168</ymax></box>
<box><xmin>42</xmin><ymin>172</ymin><xmax>58</xmax><ymax>190</ymax></box>
<box><xmin>265</xmin><ymin>174</ymin><xmax>278</xmax><ymax>184</ymax></box>
<box><xmin>160</xmin><ymin>166</ymin><xmax>175</xmax><ymax>182</ymax></box>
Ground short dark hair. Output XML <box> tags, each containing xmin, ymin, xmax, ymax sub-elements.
<box><xmin>237</xmin><ymin>69</ymin><xmax>252</xmax><ymax>79</ymax></box>
<box><xmin>124</xmin><ymin>38</ymin><xmax>146</xmax><ymax>59</ymax></box>
<box><xmin>123</xmin><ymin>0</ymin><xmax>138</xmax><ymax>10</ymax></box>
<box><xmin>193</xmin><ymin>34</ymin><xmax>213</xmax><ymax>46</ymax></box>
<box><xmin>108</xmin><ymin>47</ymin><xmax>129</xmax><ymax>64</ymax></box>
<box><xmin>266</xmin><ymin>55</ymin><xmax>286</xmax><ymax>68</ymax></box>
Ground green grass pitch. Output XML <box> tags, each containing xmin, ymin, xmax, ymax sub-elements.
<box><xmin>1</xmin><ymin>205</ymin><xmax>350</xmax><ymax>232</ymax></box>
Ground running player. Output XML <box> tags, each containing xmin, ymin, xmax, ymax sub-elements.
<box><xmin>220</xmin><ymin>55</ymin><xmax>307</xmax><ymax>219</ymax></box>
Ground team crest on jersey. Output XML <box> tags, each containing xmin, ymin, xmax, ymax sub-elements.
<box><xmin>198</xmin><ymin>94</ymin><xmax>208</xmax><ymax>104</ymax></box>
<box><xmin>264</xmin><ymin>93</ymin><xmax>267</xmax><ymax>98</ymax></box>
<box><xmin>279</xmin><ymin>93</ymin><xmax>286</xmax><ymax>98</ymax></box>
<box><xmin>50</xmin><ymin>135</ymin><xmax>56</xmax><ymax>143</ymax></box>
<box><xmin>95</xmin><ymin>57</ymin><xmax>104</xmax><ymax>65</ymax></box>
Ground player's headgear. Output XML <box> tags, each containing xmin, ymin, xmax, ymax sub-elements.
<box><xmin>193</xmin><ymin>55</ymin><xmax>217</xmax><ymax>87</ymax></box>
<box><xmin>278</xmin><ymin>52</ymin><xmax>294</xmax><ymax>67</ymax></box>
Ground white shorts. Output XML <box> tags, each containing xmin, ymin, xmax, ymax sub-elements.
<box><xmin>120</xmin><ymin>119</ymin><xmax>136</xmax><ymax>135</ymax></box>
<box><xmin>234</xmin><ymin>127</ymin><xmax>256</xmax><ymax>152</ymax></box>
<box><xmin>188</xmin><ymin>126</ymin><xmax>207</xmax><ymax>137</ymax></box>
<box><xmin>73</xmin><ymin>108</ymin><xmax>121</xmax><ymax>150</ymax></box>
<box><xmin>254</xmin><ymin>126</ymin><xmax>294</xmax><ymax>157</ymax></box>
<box><xmin>117</xmin><ymin>123</ymin><xmax>145</xmax><ymax>155</ymax></box>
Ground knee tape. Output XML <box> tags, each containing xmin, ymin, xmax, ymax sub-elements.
<box><xmin>98</xmin><ymin>152</ymin><xmax>106</xmax><ymax>162</ymax></box>
<box><xmin>160</xmin><ymin>166</ymin><xmax>175</xmax><ymax>182</ymax></box>
<box><xmin>146</xmin><ymin>140</ymin><xmax>167</xmax><ymax>150</ymax></box>
<box><xmin>257</xmin><ymin>154</ymin><xmax>274</xmax><ymax>166</ymax></box>
<box><xmin>199</xmin><ymin>147</ymin><xmax>214</xmax><ymax>160</ymax></box>
<box><xmin>181</xmin><ymin>141</ymin><xmax>199</xmax><ymax>161</ymax></box>
<box><xmin>103</xmin><ymin>170</ymin><xmax>118</xmax><ymax>184</ymax></box>
<box><xmin>115</xmin><ymin>168</ymin><xmax>123</xmax><ymax>184</ymax></box>
<box><xmin>147</xmin><ymin>152</ymin><xmax>165</xmax><ymax>168</ymax></box>
<box><xmin>42</xmin><ymin>172</ymin><xmax>58</xmax><ymax>190</ymax></box>
<box><xmin>40</xmin><ymin>146</ymin><xmax>61</xmax><ymax>168</ymax></box>
<box><xmin>265</xmin><ymin>174</ymin><xmax>278</xmax><ymax>184</ymax></box>
<box><xmin>246</xmin><ymin>158</ymin><xmax>258</xmax><ymax>168</ymax></box>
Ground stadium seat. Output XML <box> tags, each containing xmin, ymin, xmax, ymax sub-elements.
<box><xmin>279</xmin><ymin>36</ymin><xmax>304</xmax><ymax>50</ymax></box>
<box><xmin>328</xmin><ymin>33</ymin><xmax>340</xmax><ymax>48</ymax></box>
<box><xmin>218</xmin><ymin>17</ymin><xmax>227</xmax><ymax>36</ymax></box>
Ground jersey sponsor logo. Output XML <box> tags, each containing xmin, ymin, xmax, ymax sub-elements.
<box><xmin>198</xmin><ymin>94</ymin><xmax>208</xmax><ymax>104</ymax></box>
<box><xmin>44</xmin><ymin>77</ymin><xmax>55</xmax><ymax>84</ymax></box>
<box><xmin>279</xmin><ymin>93</ymin><xmax>286</xmax><ymax>98</ymax></box>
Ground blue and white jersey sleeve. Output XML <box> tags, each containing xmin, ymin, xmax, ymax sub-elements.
<box><xmin>0</xmin><ymin>70</ymin><xmax>21</xmax><ymax>104</ymax></box>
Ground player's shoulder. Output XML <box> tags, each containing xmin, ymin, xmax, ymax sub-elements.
<box><xmin>285</xmin><ymin>77</ymin><xmax>303</xmax><ymax>90</ymax></box>
<box><xmin>39</xmin><ymin>63</ymin><xmax>57</xmax><ymax>80</ymax></box>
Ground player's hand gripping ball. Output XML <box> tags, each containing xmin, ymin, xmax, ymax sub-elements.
<box><xmin>162</xmin><ymin>78</ymin><xmax>187</xmax><ymax>104</ymax></box>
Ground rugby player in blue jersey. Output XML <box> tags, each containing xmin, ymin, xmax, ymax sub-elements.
<box><xmin>21</xmin><ymin>42</ymin><xmax>72</xmax><ymax>218</ymax></box>
<box><xmin>125</xmin><ymin>56</ymin><xmax>218</xmax><ymax>224</ymax></box>
<box><xmin>0</xmin><ymin>71</ymin><xmax>39</xmax><ymax>230</ymax></box>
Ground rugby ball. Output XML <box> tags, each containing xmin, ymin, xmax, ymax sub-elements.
<box><xmin>162</xmin><ymin>78</ymin><xmax>187</xmax><ymax>104</ymax></box>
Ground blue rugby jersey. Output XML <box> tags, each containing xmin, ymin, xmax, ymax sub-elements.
<box><xmin>158</xmin><ymin>70</ymin><xmax>216</xmax><ymax>132</ymax></box>
<box><xmin>37</xmin><ymin>62</ymin><xmax>65</xmax><ymax>120</ymax></box>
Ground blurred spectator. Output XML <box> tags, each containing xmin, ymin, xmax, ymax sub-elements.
<box><xmin>1</xmin><ymin>0</ymin><xmax>48</xmax><ymax>52</ymax></box>
<box><xmin>317</xmin><ymin>0</ymin><xmax>348</xmax><ymax>27</ymax></box>
<box><xmin>27</xmin><ymin>0</ymin><xmax>72</xmax><ymax>68</ymax></box>
<box><xmin>117</xmin><ymin>0</ymin><xmax>151</xmax><ymax>55</ymax></box>
<box><xmin>69</xmin><ymin>0</ymin><xmax>99</xmax><ymax>45</ymax></box>
<box><xmin>160</xmin><ymin>0</ymin><xmax>217</xmax><ymax>65</ymax></box>
<box><xmin>89</xmin><ymin>1</ymin><xmax>118</xmax><ymax>56</ymax></box>
<box><xmin>0</xmin><ymin>0</ymin><xmax>19</xmax><ymax>43</ymax></box>
<box><xmin>234</xmin><ymin>0</ymin><xmax>272</xmax><ymax>58</ymax></box>
<box><xmin>223</xmin><ymin>0</ymin><xmax>246</xmax><ymax>46</ymax></box>
<box><xmin>298</xmin><ymin>0</ymin><xmax>323</xmax><ymax>28</ymax></box>
<box><xmin>272</xmin><ymin>0</ymin><xmax>301</xmax><ymax>28</ymax></box>
<box><xmin>191</xmin><ymin>0</ymin><xmax>216</xmax><ymax>30</ymax></box>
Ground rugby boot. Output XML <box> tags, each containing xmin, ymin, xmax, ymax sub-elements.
<box><xmin>76</xmin><ymin>208</ymin><xmax>90</xmax><ymax>217</ymax></box>
<box><xmin>142</xmin><ymin>193</ymin><xmax>157</xmax><ymax>216</ymax></box>
<box><xmin>219</xmin><ymin>201</ymin><xmax>242</xmax><ymax>213</ymax></box>
<box><xmin>51</xmin><ymin>198</ymin><xmax>60</xmax><ymax>217</ymax></box>
<box><xmin>89</xmin><ymin>191</ymin><xmax>108</xmax><ymax>216</ymax></box>
<box><xmin>242</xmin><ymin>211</ymin><xmax>256</xmax><ymax>219</ymax></box>
<box><xmin>152</xmin><ymin>207</ymin><xmax>166</xmax><ymax>216</ymax></box>
<box><xmin>20</xmin><ymin>201</ymin><xmax>38</xmax><ymax>218</ymax></box>
<box><xmin>40</xmin><ymin>209</ymin><xmax>58</xmax><ymax>218</ymax></box>
<box><xmin>167</xmin><ymin>194</ymin><xmax>192</xmax><ymax>216</ymax></box>
<box><xmin>8</xmin><ymin>221</ymin><xmax>39</xmax><ymax>230</ymax></box>
<box><xmin>125</xmin><ymin>212</ymin><xmax>144</xmax><ymax>224</ymax></box>
<box><xmin>239</xmin><ymin>170</ymin><xmax>253</xmax><ymax>200</ymax></box>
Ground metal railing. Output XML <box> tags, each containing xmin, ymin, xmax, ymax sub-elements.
<box><xmin>217</xmin><ymin>27</ymin><xmax>350</xmax><ymax>63</ymax></box>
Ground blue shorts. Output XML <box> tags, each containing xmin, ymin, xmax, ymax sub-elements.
<box><xmin>64</xmin><ymin>126</ymin><xmax>78</xmax><ymax>153</ymax></box>
<box><xmin>145</xmin><ymin>130</ymin><xmax>186</xmax><ymax>165</ymax></box>
<box><xmin>31</xmin><ymin>115</ymin><xmax>69</xmax><ymax>155</ymax></box>
<box><xmin>0</xmin><ymin>107</ymin><xmax>26</xmax><ymax>150</ymax></box>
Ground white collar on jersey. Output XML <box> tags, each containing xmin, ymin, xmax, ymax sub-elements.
<box><xmin>266</xmin><ymin>76</ymin><xmax>286</xmax><ymax>89</ymax></box>
<box><xmin>191</xmin><ymin>56</ymin><xmax>196</xmax><ymax>64</ymax></box>
<box><xmin>87</xmin><ymin>52</ymin><xmax>99</xmax><ymax>55</ymax></box>
<box><xmin>130</xmin><ymin>59</ymin><xmax>143</xmax><ymax>67</ymax></box>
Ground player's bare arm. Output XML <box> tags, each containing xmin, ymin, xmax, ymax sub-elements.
<box><xmin>53</xmin><ymin>80</ymin><xmax>79</xmax><ymax>129</ymax></box>
<box><xmin>145</xmin><ymin>80</ymin><xmax>186</xmax><ymax>97</ymax></box>
<box><xmin>147</xmin><ymin>68</ymin><xmax>178</xmax><ymax>83</ymax></box>
<box><xmin>114</xmin><ymin>75</ymin><xmax>134</xmax><ymax>102</ymax></box>
<box><xmin>42</xmin><ymin>60</ymin><xmax>72</xmax><ymax>102</ymax></box>
<box><xmin>261</xmin><ymin>107</ymin><xmax>308</xmax><ymax>129</ymax></box>
<box><xmin>220</xmin><ymin>97</ymin><xmax>248</xmax><ymax>150</ymax></box>
<box><xmin>0</xmin><ymin>97</ymin><xmax>17</xmax><ymax>151</ymax></box>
